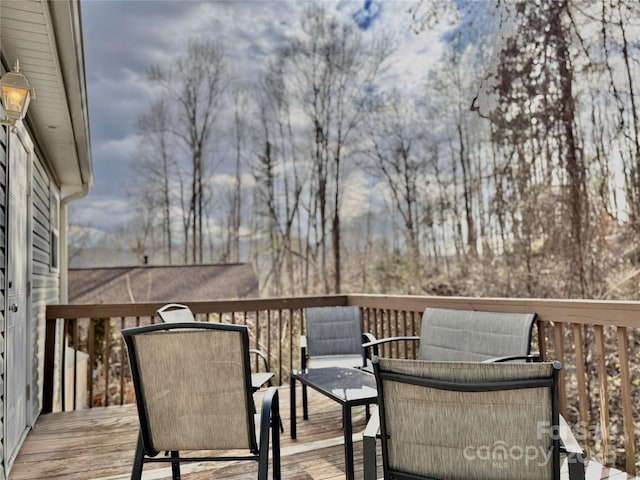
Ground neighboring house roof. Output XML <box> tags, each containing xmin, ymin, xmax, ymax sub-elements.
<box><xmin>0</xmin><ymin>0</ymin><xmax>92</xmax><ymax>192</ymax></box>
<box><xmin>68</xmin><ymin>264</ymin><xmax>259</xmax><ymax>304</ymax></box>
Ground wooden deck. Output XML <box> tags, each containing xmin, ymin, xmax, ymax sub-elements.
<box><xmin>9</xmin><ymin>386</ymin><xmax>639</xmax><ymax>480</ymax></box>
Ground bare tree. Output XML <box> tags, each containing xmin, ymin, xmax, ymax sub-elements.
<box><xmin>67</xmin><ymin>223</ymin><xmax>95</xmax><ymax>267</ymax></box>
<box><xmin>248</xmin><ymin>56</ymin><xmax>309</xmax><ymax>295</ymax></box>
<box><xmin>133</xmin><ymin>99</ymin><xmax>175</xmax><ymax>264</ymax></box>
<box><xmin>228</xmin><ymin>85</ymin><xmax>250</xmax><ymax>263</ymax></box>
<box><xmin>149</xmin><ymin>39</ymin><xmax>228</xmax><ymax>263</ymax></box>
<box><xmin>362</xmin><ymin>90</ymin><xmax>426</xmax><ymax>268</ymax></box>
<box><xmin>283</xmin><ymin>4</ymin><xmax>393</xmax><ymax>292</ymax></box>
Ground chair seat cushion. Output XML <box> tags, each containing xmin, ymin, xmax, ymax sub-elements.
<box><xmin>251</xmin><ymin>372</ymin><xmax>274</xmax><ymax>390</ymax></box>
<box><xmin>308</xmin><ymin>354</ymin><xmax>364</xmax><ymax>369</ymax></box>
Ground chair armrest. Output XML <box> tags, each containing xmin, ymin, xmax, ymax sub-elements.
<box><xmin>258</xmin><ymin>387</ymin><xmax>280</xmax><ymax>456</ymax></box>
<box><xmin>559</xmin><ymin>415</ymin><xmax>586</xmax><ymax>480</ymax></box>
<box><xmin>483</xmin><ymin>354</ymin><xmax>541</xmax><ymax>363</ymax></box>
<box><xmin>260</xmin><ymin>387</ymin><xmax>279</xmax><ymax>418</ymax></box>
<box><xmin>250</xmin><ymin>348</ymin><xmax>271</xmax><ymax>372</ymax></box>
<box><xmin>300</xmin><ymin>335</ymin><xmax>307</xmax><ymax>370</ymax></box>
<box><xmin>362</xmin><ymin>332</ymin><xmax>377</xmax><ymax>344</ymax></box>
<box><xmin>361</xmin><ymin>333</ymin><xmax>377</xmax><ymax>364</ymax></box>
<box><xmin>362</xmin><ymin>336</ymin><xmax>420</xmax><ymax>356</ymax></box>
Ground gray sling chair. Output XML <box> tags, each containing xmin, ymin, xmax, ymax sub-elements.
<box><xmin>370</xmin><ymin>357</ymin><xmax>585</xmax><ymax>480</ymax></box>
<box><xmin>363</xmin><ymin>307</ymin><xmax>539</xmax><ymax>362</ymax></box>
<box><xmin>361</xmin><ymin>308</ymin><xmax>587</xmax><ymax>479</ymax></box>
<box><xmin>156</xmin><ymin>303</ymin><xmax>275</xmax><ymax>392</ymax></box>
<box><xmin>122</xmin><ymin>322</ymin><xmax>281</xmax><ymax>480</ymax></box>
<box><xmin>300</xmin><ymin>306</ymin><xmax>376</xmax><ymax>419</ymax></box>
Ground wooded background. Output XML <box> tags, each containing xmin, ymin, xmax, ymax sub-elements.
<box><xmin>71</xmin><ymin>0</ymin><xmax>640</xmax><ymax>302</ymax></box>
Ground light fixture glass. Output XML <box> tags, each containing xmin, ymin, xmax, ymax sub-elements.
<box><xmin>0</xmin><ymin>60</ymin><xmax>35</xmax><ymax>128</ymax></box>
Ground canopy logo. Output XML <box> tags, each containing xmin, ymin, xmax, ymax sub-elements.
<box><xmin>463</xmin><ymin>441</ymin><xmax>553</xmax><ymax>468</ymax></box>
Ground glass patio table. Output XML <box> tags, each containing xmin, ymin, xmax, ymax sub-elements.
<box><xmin>290</xmin><ymin>366</ymin><xmax>377</xmax><ymax>480</ymax></box>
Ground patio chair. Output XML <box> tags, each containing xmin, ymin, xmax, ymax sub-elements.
<box><xmin>300</xmin><ymin>306</ymin><xmax>375</xmax><ymax>418</ymax></box>
<box><xmin>370</xmin><ymin>357</ymin><xmax>585</xmax><ymax>480</ymax></box>
<box><xmin>155</xmin><ymin>303</ymin><xmax>198</xmax><ymax>323</ymax></box>
<box><xmin>364</xmin><ymin>307</ymin><xmax>538</xmax><ymax>362</ymax></box>
<box><xmin>122</xmin><ymin>321</ymin><xmax>281</xmax><ymax>480</ymax></box>
<box><xmin>302</xmin><ymin>306</ymin><xmax>375</xmax><ymax>369</ymax></box>
<box><xmin>156</xmin><ymin>303</ymin><xmax>274</xmax><ymax>392</ymax></box>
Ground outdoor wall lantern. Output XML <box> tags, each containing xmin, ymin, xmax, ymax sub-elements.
<box><xmin>0</xmin><ymin>60</ymin><xmax>35</xmax><ymax>130</ymax></box>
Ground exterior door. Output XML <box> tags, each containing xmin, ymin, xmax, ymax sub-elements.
<box><xmin>5</xmin><ymin>130</ymin><xmax>30</xmax><ymax>468</ymax></box>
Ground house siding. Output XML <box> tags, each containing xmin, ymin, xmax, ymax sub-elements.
<box><xmin>0</xmin><ymin>2</ymin><xmax>91</xmax><ymax>476</ymax></box>
<box><xmin>0</xmin><ymin>125</ymin><xmax>7</xmax><ymax>480</ymax></box>
<box><xmin>31</xmin><ymin>156</ymin><xmax>59</xmax><ymax>420</ymax></box>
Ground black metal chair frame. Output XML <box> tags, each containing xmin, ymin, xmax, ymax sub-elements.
<box><xmin>123</xmin><ymin>322</ymin><xmax>281</xmax><ymax>480</ymax></box>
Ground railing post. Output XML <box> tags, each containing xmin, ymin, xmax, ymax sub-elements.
<box><xmin>594</xmin><ymin>325</ymin><xmax>612</xmax><ymax>466</ymax></box>
<box><xmin>42</xmin><ymin>318</ymin><xmax>57</xmax><ymax>414</ymax></box>
<box><xmin>61</xmin><ymin>319</ymin><xmax>69</xmax><ymax>412</ymax></box>
<box><xmin>616</xmin><ymin>327</ymin><xmax>636</xmax><ymax>475</ymax></box>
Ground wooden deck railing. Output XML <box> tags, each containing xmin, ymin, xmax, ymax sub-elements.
<box><xmin>44</xmin><ymin>294</ymin><xmax>640</xmax><ymax>474</ymax></box>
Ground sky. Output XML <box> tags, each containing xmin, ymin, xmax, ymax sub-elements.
<box><xmin>71</xmin><ymin>0</ymin><xmax>445</xmax><ymax>232</ymax></box>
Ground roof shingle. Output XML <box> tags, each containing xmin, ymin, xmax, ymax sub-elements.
<box><xmin>68</xmin><ymin>264</ymin><xmax>259</xmax><ymax>304</ymax></box>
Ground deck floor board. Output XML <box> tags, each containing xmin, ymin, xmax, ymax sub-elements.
<box><xmin>9</xmin><ymin>386</ymin><xmax>637</xmax><ymax>479</ymax></box>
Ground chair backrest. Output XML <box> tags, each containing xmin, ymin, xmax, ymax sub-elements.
<box><xmin>304</xmin><ymin>306</ymin><xmax>364</xmax><ymax>368</ymax></box>
<box><xmin>419</xmin><ymin>308</ymin><xmax>536</xmax><ymax>361</ymax></box>
<box><xmin>156</xmin><ymin>303</ymin><xmax>196</xmax><ymax>323</ymax></box>
<box><xmin>373</xmin><ymin>357</ymin><xmax>561</xmax><ymax>480</ymax></box>
<box><xmin>122</xmin><ymin>322</ymin><xmax>257</xmax><ymax>456</ymax></box>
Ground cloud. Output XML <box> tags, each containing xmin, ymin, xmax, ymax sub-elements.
<box><xmin>68</xmin><ymin>195</ymin><xmax>131</xmax><ymax>230</ymax></box>
<box><xmin>82</xmin><ymin>1</ymin><xmax>206</xmax><ymax>75</ymax></box>
<box><xmin>74</xmin><ymin>0</ymin><xmax>445</xmax><ymax>236</ymax></box>
<box><xmin>89</xmin><ymin>135</ymin><xmax>138</xmax><ymax>197</ymax></box>
<box><xmin>342</xmin><ymin>169</ymin><xmax>377</xmax><ymax>219</ymax></box>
